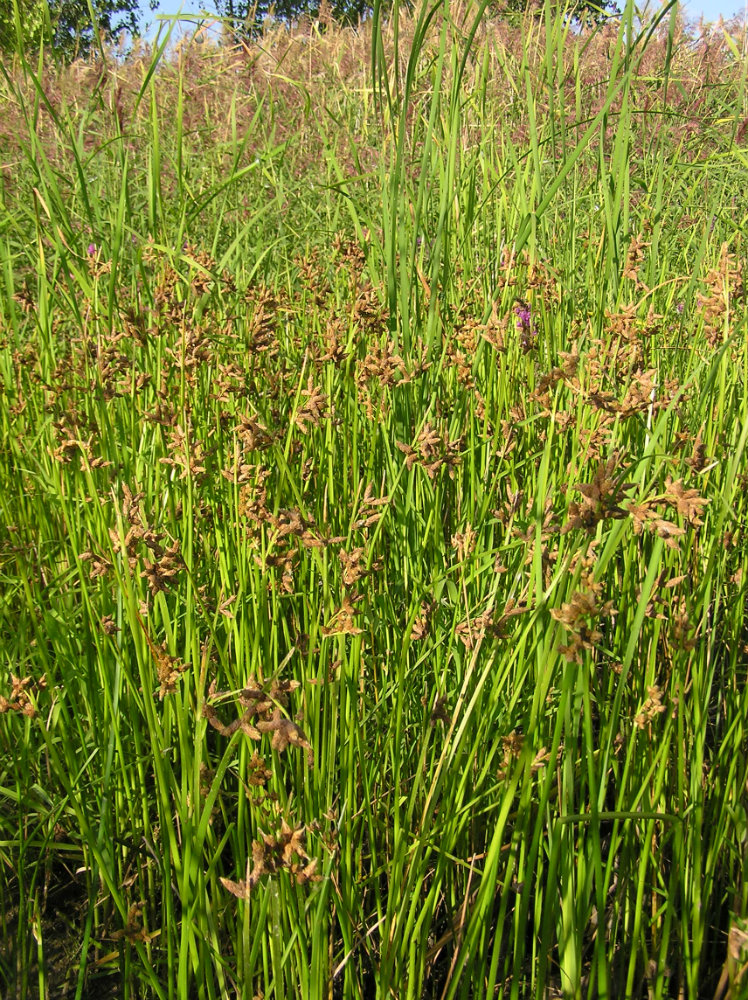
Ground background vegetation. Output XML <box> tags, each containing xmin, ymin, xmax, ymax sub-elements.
<box><xmin>1</xmin><ymin>1</ymin><xmax>748</xmax><ymax>997</ymax></box>
<box><xmin>0</xmin><ymin>0</ymin><xmax>619</xmax><ymax>60</ymax></box>
<box><xmin>0</xmin><ymin>0</ymin><xmax>158</xmax><ymax>60</ymax></box>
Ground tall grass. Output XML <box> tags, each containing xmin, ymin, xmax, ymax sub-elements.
<box><xmin>1</xmin><ymin>2</ymin><xmax>747</xmax><ymax>997</ymax></box>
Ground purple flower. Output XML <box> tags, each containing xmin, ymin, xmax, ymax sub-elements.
<box><xmin>514</xmin><ymin>302</ymin><xmax>538</xmax><ymax>353</ymax></box>
<box><xmin>514</xmin><ymin>305</ymin><xmax>532</xmax><ymax>329</ymax></box>
<box><xmin>87</xmin><ymin>243</ymin><xmax>97</xmax><ymax>256</ymax></box>
<box><xmin>676</xmin><ymin>301</ymin><xmax>684</xmax><ymax>314</ymax></box>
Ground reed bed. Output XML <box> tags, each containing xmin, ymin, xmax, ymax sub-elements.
<box><xmin>1</xmin><ymin>2</ymin><xmax>747</xmax><ymax>996</ymax></box>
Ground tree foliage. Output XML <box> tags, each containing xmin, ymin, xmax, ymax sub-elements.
<box><xmin>210</xmin><ymin>0</ymin><xmax>616</xmax><ymax>38</ymax></box>
<box><xmin>0</xmin><ymin>0</ymin><xmax>46</xmax><ymax>52</ymax></box>
<box><xmin>0</xmin><ymin>0</ymin><xmax>154</xmax><ymax>60</ymax></box>
<box><xmin>501</xmin><ymin>0</ymin><xmax>618</xmax><ymax>22</ymax></box>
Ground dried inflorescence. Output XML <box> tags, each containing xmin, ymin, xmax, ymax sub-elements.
<box><xmin>533</xmin><ymin>349</ymin><xmax>580</xmax><ymax>402</ymax></box>
<box><xmin>109</xmin><ymin>484</ymin><xmax>185</xmax><ymax>594</ymax></box>
<box><xmin>237</xmin><ymin>467</ymin><xmax>272</xmax><ymax>535</ymax></box>
<box><xmin>562</xmin><ymin>454</ymin><xmax>635</xmax><ymax>534</ymax></box>
<box><xmin>397</xmin><ymin>422</ymin><xmax>463</xmax><ymax>481</ymax></box>
<box><xmin>0</xmin><ymin>674</ymin><xmax>45</xmax><ymax>717</ymax></box>
<box><xmin>151</xmin><ymin>643</ymin><xmax>188</xmax><ymax>699</ymax></box>
<box><xmin>296</xmin><ymin>251</ymin><xmax>331</xmax><ymax>309</ymax></box>
<box><xmin>141</xmin><ymin>540</ymin><xmax>183</xmax><ymax>596</ymax></box>
<box><xmin>293</xmin><ymin>376</ymin><xmax>329</xmax><ymax>433</ymax></box>
<box><xmin>634</xmin><ymin>685</ymin><xmax>667</xmax><ymax>730</ymax></box>
<box><xmin>203</xmin><ymin>677</ymin><xmax>312</xmax><ymax>762</ymax></box>
<box><xmin>164</xmin><ymin>327</ymin><xmax>214</xmax><ymax>385</ymax></box>
<box><xmin>234</xmin><ymin>414</ymin><xmax>277</xmax><ymax>452</ymax></box>
<box><xmin>351</xmin><ymin>482</ymin><xmax>390</xmax><ymax>533</ymax></box>
<box><xmin>80</xmin><ymin>548</ymin><xmax>113</xmax><ymax>581</ymax></box>
<box><xmin>332</xmin><ymin>232</ymin><xmax>368</xmax><ymax>276</ymax></box>
<box><xmin>355</xmin><ymin>340</ymin><xmax>407</xmax><ymax>419</ymax></box>
<box><xmin>622</xmin><ymin>233</ymin><xmax>651</xmax><ymax>289</ymax></box>
<box><xmin>551</xmin><ymin>575</ymin><xmax>613</xmax><ymax>664</ymax></box>
<box><xmin>51</xmin><ymin>416</ymin><xmax>113</xmax><ymax>471</ymax></box>
<box><xmin>321</xmin><ymin>591</ymin><xmax>364</xmax><ymax>637</ymax></box>
<box><xmin>339</xmin><ymin>546</ymin><xmax>381</xmax><ymax>587</ymax></box>
<box><xmin>220</xmin><ymin>819</ymin><xmax>320</xmax><ymax>899</ymax></box>
<box><xmin>350</xmin><ymin>283</ymin><xmax>389</xmax><ymax>336</ymax></box>
<box><xmin>314</xmin><ymin>317</ymin><xmax>350</xmax><ymax>366</ymax></box>
<box><xmin>626</xmin><ymin>476</ymin><xmax>709</xmax><ymax>549</ymax></box>
<box><xmin>109</xmin><ymin>902</ymin><xmax>158</xmax><ymax>946</ymax></box>
<box><xmin>149</xmin><ymin>258</ymin><xmax>185</xmax><ymax>327</ymax></box>
<box><xmin>318</xmin><ymin>484</ymin><xmax>389</xmax><ymax>638</ymax></box>
<box><xmin>683</xmin><ymin>427</ymin><xmax>709</xmax><ymax>473</ymax></box>
<box><xmin>696</xmin><ymin>242</ymin><xmax>745</xmax><ymax>345</ymax></box>
<box><xmin>455</xmin><ymin>598</ymin><xmax>530</xmax><ymax>651</ymax></box>
<box><xmin>452</xmin><ymin>524</ymin><xmax>477</xmax><ymax>564</ymax></box>
<box><xmin>446</xmin><ymin>308</ymin><xmax>481</xmax><ymax>387</ymax></box>
<box><xmin>669</xmin><ymin>596</ymin><xmax>698</xmax><ymax>652</ymax></box>
<box><xmin>587</xmin><ymin>368</ymin><xmax>670</xmax><ymax>420</ymax></box>
<box><xmin>497</xmin><ymin>730</ymin><xmax>550</xmax><ymax>781</ymax></box>
<box><xmin>244</xmin><ymin>284</ymin><xmax>288</xmax><ymax>358</ymax></box>
<box><xmin>411</xmin><ymin>601</ymin><xmax>437</xmax><ymax>641</ymax></box>
<box><xmin>100</xmin><ymin>615</ymin><xmax>120</xmax><ymax>635</ymax></box>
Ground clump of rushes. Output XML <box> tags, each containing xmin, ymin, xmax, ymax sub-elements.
<box><xmin>1</xmin><ymin>1</ymin><xmax>748</xmax><ymax>998</ymax></box>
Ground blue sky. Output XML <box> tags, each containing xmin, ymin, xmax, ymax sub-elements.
<box><xmin>148</xmin><ymin>0</ymin><xmax>746</xmax><ymax>35</ymax></box>
<box><xmin>679</xmin><ymin>0</ymin><xmax>745</xmax><ymax>18</ymax></box>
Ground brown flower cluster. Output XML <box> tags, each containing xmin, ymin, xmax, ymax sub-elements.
<box><xmin>496</xmin><ymin>730</ymin><xmax>550</xmax><ymax>781</ymax></box>
<box><xmin>318</xmin><ymin>483</ymin><xmax>388</xmax><ymax>636</ymax></box>
<box><xmin>551</xmin><ymin>575</ymin><xmax>613</xmax><ymax>664</ymax></box>
<box><xmin>455</xmin><ymin>599</ymin><xmax>530</xmax><ymax>651</ymax></box>
<box><xmin>626</xmin><ymin>476</ymin><xmax>709</xmax><ymax>549</ymax></box>
<box><xmin>203</xmin><ymin>677</ymin><xmax>312</xmax><ymax>762</ymax></box>
<box><xmin>696</xmin><ymin>242</ymin><xmax>745</xmax><ymax>346</ymax></box>
<box><xmin>51</xmin><ymin>416</ymin><xmax>112</xmax><ymax>471</ymax></box>
<box><xmin>634</xmin><ymin>685</ymin><xmax>667</xmax><ymax>730</ymax></box>
<box><xmin>397</xmin><ymin>422</ymin><xmax>463</xmax><ymax>481</ymax></box>
<box><xmin>110</xmin><ymin>485</ymin><xmax>184</xmax><ymax>595</ymax></box>
<box><xmin>152</xmin><ymin>642</ymin><xmax>189</xmax><ymax>699</ymax></box>
<box><xmin>562</xmin><ymin>455</ymin><xmax>635</xmax><ymax>534</ymax></box>
<box><xmin>220</xmin><ymin>819</ymin><xmax>319</xmax><ymax>899</ymax></box>
<box><xmin>622</xmin><ymin>233</ymin><xmax>651</xmax><ymax>289</ymax></box>
<box><xmin>411</xmin><ymin>601</ymin><xmax>437</xmax><ymax>641</ymax></box>
<box><xmin>293</xmin><ymin>375</ymin><xmax>329</xmax><ymax>434</ymax></box>
<box><xmin>0</xmin><ymin>674</ymin><xmax>45</xmax><ymax>717</ymax></box>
